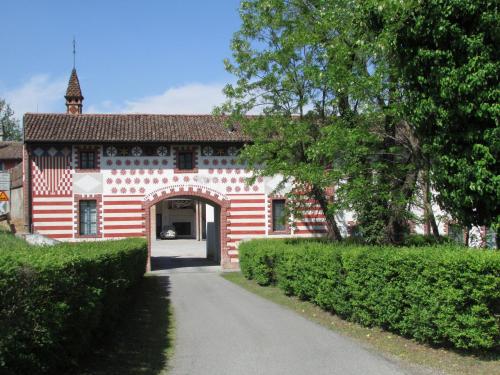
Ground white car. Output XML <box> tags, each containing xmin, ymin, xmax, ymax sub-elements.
<box><xmin>160</xmin><ymin>226</ymin><xmax>177</xmax><ymax>240</ymax></box>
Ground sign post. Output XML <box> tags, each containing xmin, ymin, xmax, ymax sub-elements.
<box><xmin>0</xmin><ymin>172</ymin><xmax>10</xmax><ymax>215</ymax></box>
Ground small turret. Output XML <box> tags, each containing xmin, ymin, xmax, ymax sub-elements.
<box><xmin>65</xmin><ymin>68</ymin><xmax>84</xmax><ymax>114</ymax></box>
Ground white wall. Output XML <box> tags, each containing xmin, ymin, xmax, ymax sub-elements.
<box><xmin>9</xmin><ymin>187</ymin><xmax>23</xmax><ymax>220</ymax></box>
<box><xmin>157</xmin><ymin>200</ymin><xmax>196</xmax><ymax>237</ymax></box>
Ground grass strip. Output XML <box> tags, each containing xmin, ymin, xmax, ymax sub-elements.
<box><xmin>222</xmin><ymin>272</ymin><xmax>500</xmax><ymax>375</ymax></box>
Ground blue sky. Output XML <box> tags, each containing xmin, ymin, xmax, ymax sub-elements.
<box><xmin>0</xmin><ymin>0</ymin><xmax>242</xmax><ymax>119</ymax></box>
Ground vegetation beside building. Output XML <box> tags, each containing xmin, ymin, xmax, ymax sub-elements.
<box><xmin>0</xmin><ymin>232</ymin><xmax>147</xmax><ymax>375</ymax></box>
<box><xmin>219</xmin><ymin>0</ymin><xmax>499</xmax><ymax>246</ymax></box>
<box><xmin>239</xmin><ymin>239</ymin><xmax>500</xmax><ymax>351</ymax></box>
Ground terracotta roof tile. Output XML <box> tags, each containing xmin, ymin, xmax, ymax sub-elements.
<box><xmin>23</xmin><ymin>114</ymin><xmax>250</xmax><ymax>143</ymax></box>
<box><xmin>65</xmin><ymin>69</ymin><xmax>83</xmax><ymax>99</ymax></box>
<box><xmin>0</xmin><ymin>142</ymin><xmax>22</xmax><ymax>160</ymax></box>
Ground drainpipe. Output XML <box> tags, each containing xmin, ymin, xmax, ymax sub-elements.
<box><xmin>195</xmin><ymin>201</ymin><xmax>201</xmax><ymax>241</ymax></box>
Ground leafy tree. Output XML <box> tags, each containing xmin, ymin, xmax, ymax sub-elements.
<box><xmin>217</xmin><ymin>0</ymin><xmax>351</xmax><ymax>240</ymax></box>
<box><xmin>220</xmin><ymin>0</ymin><xmax>424</xmax><ymax>244</ymax></box>
<box><xmin>395</xmin><ymin>0</ymin><xmax>500</xmax><ymax>238</ymax></box>
<box><xmin>0</xmin><ymin>99</ymin><xmax>22</xmax><ymax>141</ymax></box>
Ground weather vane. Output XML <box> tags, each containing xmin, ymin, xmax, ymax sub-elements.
<box><xmin>73</xmin><ymin>37</ymin><xmax>76</xmax><ymax>69</ymax></box>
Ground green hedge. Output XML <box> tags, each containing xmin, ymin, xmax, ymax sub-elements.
<box><xmin>0</xmin><ymin>236</ymin><xmax>148</xmax><ymax>374</ymax></box>
<box><xmin>239</xmin><ymin>239</ymin><xmax>500</xmax><ymax>350</ymax></box>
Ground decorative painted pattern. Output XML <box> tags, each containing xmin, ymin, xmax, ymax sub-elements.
<box><xmin>144</xmin><ymin>184</ymin><xmax>229</xmax><ymax>204</ymax></box>
<box><xmin>102</xmin><ymin>195</ymin><xmax>145</xmax><ymax>238</ymax></box>
<box><xmin>28</xmin><ymin>143</ymin><xmax>331</xmax><ymax>266</ymax></box>
<box><xmin>32</xmin><ymin>196</ymin><xmax>74</xmax><ymax>239</ymax></box>
<box><xmin>226</xmin><ymin>194</ymin><xmax>268</xmax><ymax>261</ymax></box>
<box><xmin>32</xmin><ymin>147</ymin><xmax>72</xmax><ymax>197</ymax></box>
<box><xmin>287</xmin><ymin>198</ymin><xmax>328</xmax><ymax>235</ymax></box>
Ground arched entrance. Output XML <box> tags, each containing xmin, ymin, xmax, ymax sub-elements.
<box><xmin>143</xmin><ymin>186</ymin><xmax>229</xmax><ymax>271</ymax></box>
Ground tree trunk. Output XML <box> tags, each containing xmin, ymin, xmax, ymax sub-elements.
<box><xmin>311</xmin><ymin>186</ymin><xmax>342</xmax><ymax>241</ymax></box>
<box><xmin>429</xmin><ymin>210</ymin><xmax>440</xmax><ymax>238</ymax></box>
<box><xmin>385</xmin><ymin>120</ymin><xmax>424</xmax><ymax>244</ymax></box>
<box><xmin>422</xmin><ymin>168</ymin><xmax>440</xmax><ymax>238</ymax></box>
<box><xmin>386</xmin><ymin>166</ymin><xmax>419</xmax><ymax>244</ymax></box>
<box><xmin>386</xmin><ymin>216</ymin><xmax>406</xmax><ymax>244</ymax></box>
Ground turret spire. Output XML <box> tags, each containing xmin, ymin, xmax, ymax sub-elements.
<box><xmin>65</xmin><ymin>68</ymin><xmax>84</xmax><ymax>114</ymax></box>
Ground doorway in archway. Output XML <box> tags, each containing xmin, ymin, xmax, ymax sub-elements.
<box><xmin>147</xmin><ymin>195</ymin><xmax>224</xmax><ymax>271</ymax></box>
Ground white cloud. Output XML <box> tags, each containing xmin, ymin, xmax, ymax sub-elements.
<box><xmin>88</xmin><ymin>83</ymin><xmax>227</xmax><ymax>114</ymax></box>
<box><xmin>3</xmin><ymin>78</ymin><xmax>245</xmax><ymax>118</ymax></box>
<box><xmin>4</xmin><ymin>74</ymin><xmax>66</xmax><ymax>119</ymax></box>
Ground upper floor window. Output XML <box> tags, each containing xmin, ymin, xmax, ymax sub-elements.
<box><xmin>178</xmin><ymin>151</ymin><xmax>194</xmax><ymax>170</ymax></box>
<box><xmin>79</xmin><ymin>151</ymin><xmax>96</xmax><ymax>169</ymax></box>
<box><xmin>272</xmin><ymin>199</ymin><xmax>287</xmax><ymax>232</ymax></box>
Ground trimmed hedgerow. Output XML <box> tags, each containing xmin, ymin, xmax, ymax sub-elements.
<box><xmin>0</xmin><ymin>237</ymin><xmax>147</xmax><ymax>375</ymax></box>
<box><xmin>239</xmin><ymin>239</ymin><xmax>500</xmax><ymax>350</ymax></box>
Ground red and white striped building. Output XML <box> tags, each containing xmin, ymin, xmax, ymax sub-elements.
<box><xmin>23</xmin><ymin>69</ymin><xmax>329</xmax><ymax>269</ymax></box>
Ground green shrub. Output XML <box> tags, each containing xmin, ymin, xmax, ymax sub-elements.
<box><xmin>0</xmin><ymin>237</ymin><xmax>147</xmax><ymax>374</ymax></box>
<box><xmin>403</xmin><ymin>234</ymin><xmax>455</xmax><ymax>247</ymax></box>
<box><xmin>239</xmin><ymin>239</ymin><xmax>284</xmax><ymax>285</ymax></box>
<box><xmin>238</xmin><ymin>239</ymin><xmax>500</xmax><ymax>350</ymax></box>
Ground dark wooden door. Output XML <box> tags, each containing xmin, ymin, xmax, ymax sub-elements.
<box><xmin>156</xmin><ymin>214</ymin><xmax>162</xmax><ymax>238</ymax></box>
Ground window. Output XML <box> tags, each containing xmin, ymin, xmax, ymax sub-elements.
<box><xmin>448</xmin><ymin>223</ymin><xmax>464</xmax><ymax>244</ymax></box>
<box><xmin>79</xmin><ymin>151</ymin><xmax>96</xmax><ymax>169</ymax></box>
<box><xmin>486</xmin><ymin>227</ymin><xmax>497</xmax><ymax>249</ymax></box>
<box><xmin>272</xmin><ymin>199</ymin><xmax>287</xmax><ymax>232</ymax></box>
<box><xmin>79</xmin><ymin>200</ymin><xmax>97</xmax><ymax>236</ymax></box>
<box><xmin>178</xmin><ymin>151</ymin><xmax>194</xmax><ymax>170</ymax></box>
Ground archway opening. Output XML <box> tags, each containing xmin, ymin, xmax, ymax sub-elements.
<box><xmin>145</xmin><ymin>192</ymin><xmax>228</xmax><ymax>271</ymax></box>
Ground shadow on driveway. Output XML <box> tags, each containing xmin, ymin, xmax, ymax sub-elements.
<box><xmin>77</xmin><ymin>275</ymin><xmax>172</xmax><ymax>375</ymax></box>
<box><xmin>152</xmin><ymin>255</ymin><xmax>218</xmax><ymax>270</ymax></box>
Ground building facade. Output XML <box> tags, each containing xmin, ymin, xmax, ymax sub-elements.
<box><xmin>0</xmin><ymin>142</ymin><xmax>23</xmax><ymax>226</ymax></box>
<box><xmin>23</xmin><ymin>69</ymin><xmax>329</xmax><ymax>269</ymax></box>
<box><xmin>23</xmin><ymin>69</ymin><xmax>496</xmax><ymax>268</ymax></box>
<box><xmin>0</xmin><ymin>142</ymin><xmax>22</xmax><ymax>171</ymax></box>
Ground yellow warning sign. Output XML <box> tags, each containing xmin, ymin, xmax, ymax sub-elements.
<box><xmin>0</xmin><ymin>192</ymin><xmax>8</xmax><ymax>201</ymax></box>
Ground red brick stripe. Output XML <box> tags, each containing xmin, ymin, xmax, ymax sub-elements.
<box><xmin>104</xmin><ymin>208</ymin><xmax>144</xmax><ymax>214</ymax></box>
<box><xmin>229</xmin><ymin>207</ymin><xmax>265</xmax><ymax>212</ymax></box>
<box><xmin>33</xmin><ymin>209</ymin><xmax>73</xmax><ymax>214</ymax></box>
<box><xmin>103</xmin><ymin>201</ymin><xmax>143</xmax><ymax>206</ymax></box>
<box><xmin>33</xmin><ymin>201</ymin><xmax>73</xmax><ymax>206</ymax></box>
<box><xmin>228</xmin><ymin>214</ymin><xmax>265</xmax><ymax>219</ymax></box>
<box><xmin>34</xmin><ymin>225</ymin><xmax>73</xmax><ymax>231</ymax></box>
<box><xmin>46</xmin><ymin>233</ymin><xmax>73</xmax><ymax>239</ymax></box>
<box><xmin>229</xmin><ymin>222</ymin><xmax>265</xmax><ymax>227</ymax></box>
<box><xmin>32</xmin><ymin>217</ymin><xmax>73</xmax><ymax>222</ymax></box>
<box><xmin>104</xmin><ymin>233</ymin><xmax>145</xmax><ymax>238</ymax></box>
<box><xmin>104</xmin><ymin>225</ymin><xmax>144</xmax><ymax>230</ymax></box>
<box><xmin>301</xmin><ymin>214</ymin><xmax>326</xmax><ymax>219</ymax></box>
<box><xmin>295</xmin><ymin>221</ymin><xmax>327</xmax><ymax>227</ymax></box>
<box><xmin>231</xmin><ymin>199</ymin><xmax>266</xmax><ymax>204</ymax></box>
<box><xmin>105</xmin><ymin>217</ymin><xmax>144</xmax><ymax>222</ymax></box>
<box><xmin>229</xmin><ymin>230</ymin><xmax>266</xmax><ymax>235</ymax></box>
